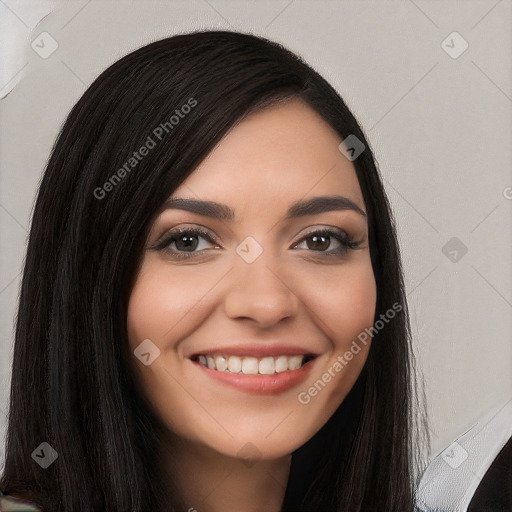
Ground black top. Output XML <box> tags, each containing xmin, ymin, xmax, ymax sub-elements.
<box><xmin>467</xmin><ymin>434</ymin><xmax>512</xmax><ymax>512</ymax></box>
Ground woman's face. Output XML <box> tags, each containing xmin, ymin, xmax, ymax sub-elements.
<box><xmin>127</xmin><ymin>97</ymin><xmax>376</xmax><ymax>461</ymax></box>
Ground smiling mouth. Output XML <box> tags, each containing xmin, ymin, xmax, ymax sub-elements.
<box><xmin>190</xmin><ymin>354</ymin><xmax>316</xmax><ymax>375</ymax></box>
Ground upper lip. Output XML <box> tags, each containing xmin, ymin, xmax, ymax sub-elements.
<box><xmin>186</xmin><ymin>343</ymin><xmax>320</xmax><ymax>359</ymax></box>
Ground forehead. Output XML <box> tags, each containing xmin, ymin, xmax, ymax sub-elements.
<box><xmin>172</xmin><ymin>97</ymin><xmax>364</xmax><ymax>210</ymax></box>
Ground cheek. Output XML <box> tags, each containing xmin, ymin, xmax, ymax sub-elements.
<box><xmin>125</xmin><ymin>260</ymin><xmax>220</xmax><ymax>432</ymax></box>
<box><xmin>126</xmin><ymin>259</ymin><xmax>221</xmax><ymax>350</ymax></box>
<box><xmin>303</xmin><ymin>259</ymin><xmax>377</xmax><ymax>346</ymax></box>
<box><xmin>298</xmin><ymin>259</ymin><xmax>376</xmax><ymax>404</ymax></box>
<box><xmin>330</xmin><ymin>270</ymin><xmax>376</xmax><ymax>344</ymax></box>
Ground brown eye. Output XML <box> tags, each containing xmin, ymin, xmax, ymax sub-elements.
<box><xmin>294</xmin><ymin>228</ymin><xmax>360</xmax><ymax>257</ymax></box>
<box><xmin>174</xmin><ymin>233</ymin><xmax>201</xmax><ymax>252</ymax></box>
<box><xmin>305</xmin><ymin>233</ymin><xmax>335</xmax><ymax>252</ymax></box>
<box><xmin>152</xmin><ymin>227</ymin><xmax>221</xmax><ymax>257</ymax></box>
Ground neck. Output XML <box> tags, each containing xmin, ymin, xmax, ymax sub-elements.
<box><xmin>160</xmin><ymin>434</ymin><xmax>291</xmax><ymax>512</ymax></box>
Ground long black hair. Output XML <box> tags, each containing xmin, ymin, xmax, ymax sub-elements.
<box><xmin>1</xmin><ymin>30</ymin><xmax>428</xmax><ymax>511</ymax></box>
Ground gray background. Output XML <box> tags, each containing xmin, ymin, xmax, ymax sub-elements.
<box><xmin>1</xmin><ymin>0</ymin><xmax>511</xmax><ymax>470</ymax></box>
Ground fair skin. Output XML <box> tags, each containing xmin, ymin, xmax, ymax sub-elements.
<box><xmin>127</xmin><ymin>97</ymin><xmax>377</xmax><ymax>512</ymax></box>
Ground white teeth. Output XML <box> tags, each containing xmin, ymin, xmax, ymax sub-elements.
<box><xmin>227</xmin><ymin>355</ymin><xmax>242</xmax><ymax>373</ymax></box>
<box><xmin>215</xmin><ymin>355</ymin><xmax>227</xmax><ymax>372</ymax></box>
<box><xmin>275</xmin><ymin>356</ymin><xmax>288</xmax><ymax>373</ymax></box>
<box><xmin>259</xmin><ymin>357</ymin><xmax>275</xmax><ymax>375</ymax></box>
<box><xmin>196</xmin><ymin>354</ymin><xmax>308</xmax><ymax>374</ymax></box>
<box><xmin>288</xmin><ymin>355</ymin><xmax>303</xmax><ymax>370</ymax></box>
<box><xmin>242</xmin><ymin>357</ymin><xmax>259</xmax><ymax>375</ymax></box>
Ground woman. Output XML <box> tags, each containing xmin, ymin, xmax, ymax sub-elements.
<box><xmin>0</xmin><ymin>30</ymin><xmax>426</xmax><ymax>511</ymax></box>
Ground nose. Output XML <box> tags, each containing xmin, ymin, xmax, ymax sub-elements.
<box><xmin>223</xmin><ymin>256</ymin><xmax>300</xmax><ymax>329</ymax></box>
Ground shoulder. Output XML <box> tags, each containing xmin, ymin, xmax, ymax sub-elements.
<box><xmin>0</xmin><ymin>492</ymin><xmax>43</xmax><ymax>511</ymax></box>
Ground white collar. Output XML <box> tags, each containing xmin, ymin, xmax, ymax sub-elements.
<box><xmin>416</xmin><ymin>398</ymin><xmax>512</xmax><ymax>511</ymax></box>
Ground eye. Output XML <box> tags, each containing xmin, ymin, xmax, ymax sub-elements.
<box><xmin>150</xmin><ymin>225</ymin><xmax>362</xmax><ymax>260</ymax></box>
<box><xmin>293</xmin><ymin>227</ymin><xmax>361</xmax><ymax>257</ymax></box>
<box><xmin>152</xmin><ymin>226</ymin><xmax>221</xmax><ymax>258</ymax></box>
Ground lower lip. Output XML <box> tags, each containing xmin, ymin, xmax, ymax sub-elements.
<box><xmin>192</xmin><ymin>359</ymin><xmax>316</xmax><ymax>395</ymax></box>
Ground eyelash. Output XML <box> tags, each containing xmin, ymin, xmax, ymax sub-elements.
<box><xmin>152</xmin><ymin>226</ymin><xmax>362</xmax><ymax>260</ymax></box>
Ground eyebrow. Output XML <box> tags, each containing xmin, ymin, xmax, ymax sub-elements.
<box><xmin>160</xmin><ymin>195</ymin><xmax>366</xmax><ymax>221</ymax></box>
